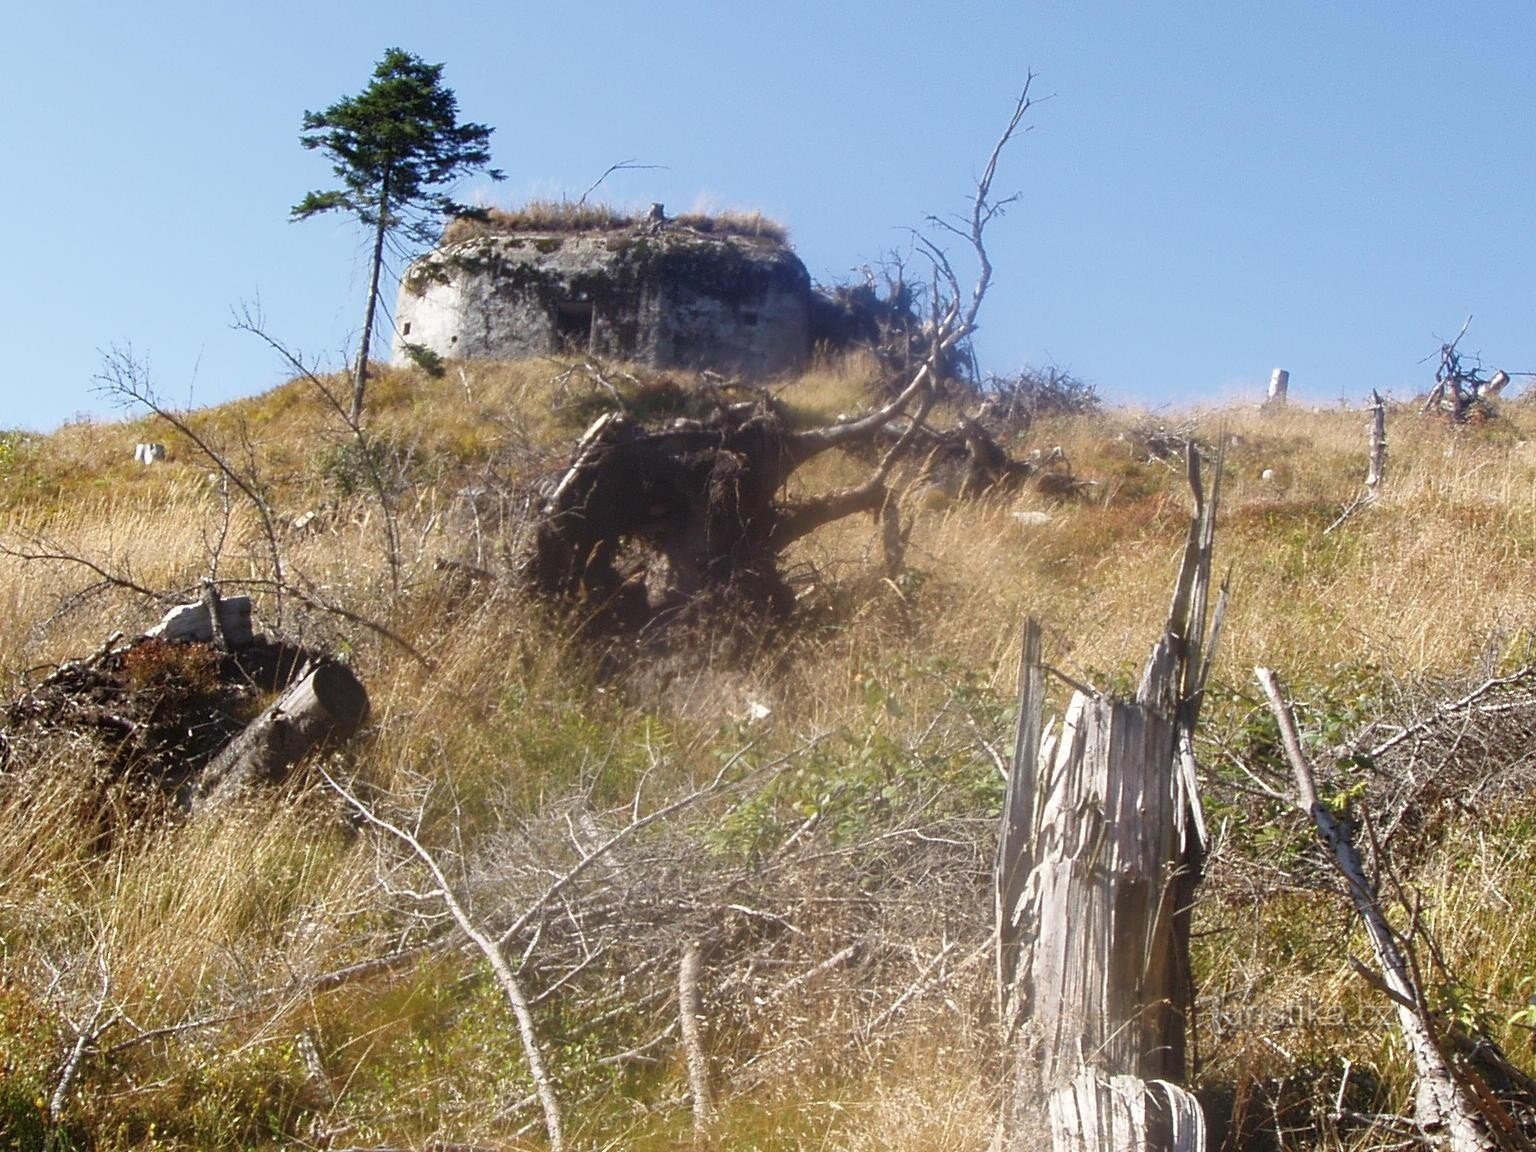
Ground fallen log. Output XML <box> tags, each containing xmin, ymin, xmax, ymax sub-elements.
<box><xmin>193</xmin><ymin>661</ymin><xmax>369</xmax><ymax>812</ymax></box>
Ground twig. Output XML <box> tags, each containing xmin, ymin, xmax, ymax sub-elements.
<box><xmin>1255</xmin><ymin>667</ymin><xmax>1499</xmax><ymax>1151</ymax></box>
<box><xmin>575</xmin><ymin>159</ymin><xmax>665</xmax><ymax>207</ymax></box>
<box><xmin>1367</xmin><ymin>666</ymin><xmax>1536</xmax><ymax>762</ymax></box>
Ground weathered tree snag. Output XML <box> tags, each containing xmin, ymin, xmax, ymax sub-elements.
<box><xmin>194</xmin><ymin>662</ymin><xmax>369</xmax><ymax>812</ymax></box>
<box><xmin>1366</xmin><ymin>389</ymin><xmax>1388</xmax><ymax>490</ymax></box>
<box><xmin>1255</xmin><ymin>668</ymin><xmax>1507</xmax><ymax>1152</ymax></box>
<box><xmin>1420</xmin><ymin>318</ymin><xmax>1512</xmax><ymax>423</ymax></box>
<box><xmin>1267</xmin><ymin>368</ymin><xmax>1289</xmax><ymax>407</ymax></box>
<box><xmin>998</xmin><ymin>450</ymin><xmax>1223</xmax><ymax>1152</ymax></box>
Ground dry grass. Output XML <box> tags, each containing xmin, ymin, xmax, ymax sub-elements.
<box><xmin>2</xmin><ymin>364</ymin><xmax>1535</xmax><ymax>1147</ymax></box>
<box><xmin>440</xmin><ymin>200</ymin><xmax>790</xmax><ymax>246</ymax></box>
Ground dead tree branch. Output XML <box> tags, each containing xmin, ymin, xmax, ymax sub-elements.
<box><xmin>234</xmin><ymin>306</ymin><xmax>404</xmax><ymax>594</ymax></box>
<box><xmin>520</xmin><ymin>89</ymin><xmax>1039</xmax><ymax>629</ymax></box>
<box><xmin>1255</xmin><ymin>667</ymin><xmax>1504</xmax><ymax>1152</ymax></box>
<box><xmin>95</xmin><ymin>346</ymin><xmax>288</xmax><ymax>624</ymax></box>
<box><xmin>575</xmin><ymin>159</ymin><xmax>666</xmax><ymax>207</ymax></box>
<box><xmin>678</xmin><ymin>938</ymin><xmax>714</xmax><ymax>1141</ymax></box>
<box><xmin>324</xmin><ymin>770</ymin><xmax>567</xmax><ymax>1152</ymax></box>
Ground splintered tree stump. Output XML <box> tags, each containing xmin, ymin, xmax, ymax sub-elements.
<box><xmin>194</xmin><ymin>662</ymin><xmax>369</xmax><ymax>812</ymax></box>
<box><xmin>997</xmin><ymin>451</ymin><xmax>1222</xmax><ymax>1152</ymax></box>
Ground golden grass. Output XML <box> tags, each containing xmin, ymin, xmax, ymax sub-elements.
<box><xmin>440</xmin><ymin>200</ymin><xmax>790</xmax><ymax>246</ymax></box>
<box><xmin>3</xmin><ymin>364</ymin><xmax>1536</xmax><ymax>1146</ymax></box>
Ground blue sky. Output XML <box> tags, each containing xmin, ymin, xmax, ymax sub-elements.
<box><xmin>3</xmin><ymin>1</ymin><xmax>1532</xmax><ymax>430</ymax></box>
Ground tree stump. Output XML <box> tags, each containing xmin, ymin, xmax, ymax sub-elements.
<box><xmin>998</xmin><ymin>451</ymin><xmax>1222</xmax><ymax>1152</ymax></box>
<box><xmin>1267</xmin><ymin>368</ymin><xmax>1289</xmax><ymax>407</ymax></box>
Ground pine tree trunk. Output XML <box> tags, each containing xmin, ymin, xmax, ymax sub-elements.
<box><xmin>352</xmin><ymin>168</ymin><xmax>391</xmax><ymax>425</ymax></box>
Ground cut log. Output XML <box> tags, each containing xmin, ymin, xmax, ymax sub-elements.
<box><xmin>998</xmin><ymin>449</ymin><xmax>1221</xmax><ymax>1152</ymax></box>
<box><xmin>193</xmin><ymin>661</ymin><xmax>369</xmax><ymax>812</ymax></box>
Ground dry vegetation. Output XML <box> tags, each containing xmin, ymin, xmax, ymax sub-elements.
<box><xmin>439</xmin><ymin>201</ymin><xmax>789</xmax><ymax>247</ymax></box>
<box><xmin>2</xmin><ymin>354</ymin><xmax>1536</xmax><ymax>1150</ymax></box>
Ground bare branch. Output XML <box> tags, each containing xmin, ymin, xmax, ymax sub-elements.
<box><xmin>323</xmin><ymin>770</ymin><xmax>567</xmax><ymax>1152</ymax></box>
<box><xmin>95</xmin><ymin>347</ymin><xmax>288</xmax><ymax>624</ymax></box>
<box><xmin>576</xmin><ymin>158</ymin><xmax>667</xmax><ymax>206</ymax></box>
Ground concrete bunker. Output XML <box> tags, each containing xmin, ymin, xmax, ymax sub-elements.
<box><xmin>392</xmin><ymin>211</ymin><xmax>813</xmax><ymax>378</ymax></box>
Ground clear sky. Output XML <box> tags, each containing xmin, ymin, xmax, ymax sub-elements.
<box><xmin>4</xmin><ymin>1</ymin><xmax>1532</xmax><ymax>431</ymax></box>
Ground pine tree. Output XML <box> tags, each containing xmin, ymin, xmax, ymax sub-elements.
<box><xmin>294</xmin><ymin>48</ymin><xmax>503</xmax><ymax>422</ymax></box>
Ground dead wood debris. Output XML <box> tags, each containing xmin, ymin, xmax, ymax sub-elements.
<box><xmin>1</xmin><ymin>612</ymin><xmax>325</xmax><ymax>827</ymax></box>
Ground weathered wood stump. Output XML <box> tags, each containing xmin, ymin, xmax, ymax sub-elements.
<box><xmin>997</xmin><ymin>451</ymin><xmax>1222</xmax><ymax>1152</ymax></box>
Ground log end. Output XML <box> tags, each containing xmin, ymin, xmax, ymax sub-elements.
<box><xmin>311</xmin><ymin>662</ymin><xmax>370</xmax><ymax>737</ymax></box>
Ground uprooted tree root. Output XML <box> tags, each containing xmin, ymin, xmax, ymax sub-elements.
<box><xmin>512</xmin><ymin>81</ymin><xmax>1042</xmax><ymax>644</ymax></box>
<box><xmin>513</xmin><ymin>373</ymin><xmax>927</xmax><ymax>638</ymax></box>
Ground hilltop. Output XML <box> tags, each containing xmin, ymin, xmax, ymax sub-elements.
<box><xmin>1</xmin><ymin>354</ymin><xmax>1534</xmax><ymax>1150</ymax></box>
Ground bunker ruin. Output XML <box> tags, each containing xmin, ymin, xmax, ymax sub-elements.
<box><xmin>392</xmin><ymin>215</ymin><xmax>813</xmax><ymax>378</ymax></box>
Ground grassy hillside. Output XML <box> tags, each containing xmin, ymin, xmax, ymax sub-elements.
<box><xmin>2</xmin><ymin>355</ymin><xmax>1534</xmax><ymax>1150</ymax></box>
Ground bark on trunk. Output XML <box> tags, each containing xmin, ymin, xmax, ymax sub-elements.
<box><xmin>1267</xmin><ymin>368</ymin><xmax>1289</xmax><ymax>406</ymax></box>
<box><xmin>678</xmin><ymin>938</ymin><xmax>714</xmax><ymax>1142</ymax></box>
<box><xmin>194</xmin><ymin>661</ymin><xmax>369</xmax><ymax>811</ymax></box>
<box><xmin>998</xmin><ymin>450</ymin><xmax>1222</xmax><ymax>1152</ymax></box>
<box><xmin>352</xmin><ymin>167</ymin><xmax>391</xmax><ymax>425</ymax></box>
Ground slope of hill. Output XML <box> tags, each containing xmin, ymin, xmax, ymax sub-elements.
<box><xmin>2</xmin><ymin>355</ymin><xmax>1534</xmax><ymax>1150</ymax></box>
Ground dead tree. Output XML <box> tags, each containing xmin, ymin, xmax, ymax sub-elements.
<box><xmin>1325</xmin><ymin>391</ymin><xmax>1390</xmax><ymax>535</ymax></box>
<box><xmin>1422</xmin><ymin>317</ymin><xmax>1509</xmax><ymax>422</ymax></box>
<box><xmin>518</xmin><ymin>82</ymin><xmax>1039</xmax><ymax>629</ymax></box>
<box><xmin>1366</xmin><ymin>389</ymin><xmax>1388</xmax><ymax>490</ymax></box>
<box><xmin>1267</xmin><ymin>368</ymin><xmax>1289</xmax><ymax>407</ymax></box>
<box><xmin>997</xmin><ymin>449</ymin><xmax>1224</xmax><ymax>1152</ymax></box>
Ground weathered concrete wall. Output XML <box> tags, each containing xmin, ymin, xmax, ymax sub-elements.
<box><xmin>392</xmin><ymin>229</ymin><xmax>810</xmax><ymax>377</ymax></box>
